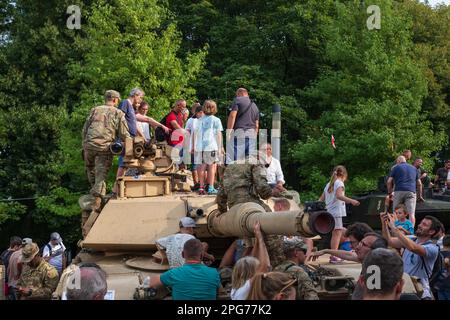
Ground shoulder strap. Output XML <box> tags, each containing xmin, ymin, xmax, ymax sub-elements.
<box><xmin>236</xmin><ymin>99</ymin><xmax>253</xmax><ymax>121</ymax></box>
<box><xmin>420</xmin><ymin>242</ymin><xmax>439</xmax><ymax>279</ymax></box>
<box><xmin>282</xmin><ymin>262</ymin><xmax>297</xmax><ymax>273</ymax></box>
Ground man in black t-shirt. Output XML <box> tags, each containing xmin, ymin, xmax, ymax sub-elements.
<box><xmin>226</xmin><ymin>88</ymin><xmax>260</xmax><ymax>163</ymax></box>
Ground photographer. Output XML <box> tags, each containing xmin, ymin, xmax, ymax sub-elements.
<box><xmin>42</xmin><ymin>232</ymin><xmax>66</xmax><ymax>276</ymax></box>
<box><xmin>381</xmin><ymin>212</ymin><xmax>441</xmax><ymax>299</ymax></box>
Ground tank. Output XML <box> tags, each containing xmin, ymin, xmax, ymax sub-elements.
<box><xmin>73</xmin><ymin>136</ymin><xmax>338</xmax><ymax>299</ymax></box>
<box><xmin>346</xmin><ymin>177</ymin><xmax>450</xmax><ymax>230</ymax></box>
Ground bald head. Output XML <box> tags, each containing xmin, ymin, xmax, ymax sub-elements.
<box><xmin>396</xmin><ymin>156</ymin><xmax>406</xmax><ymax>164</ymax></box>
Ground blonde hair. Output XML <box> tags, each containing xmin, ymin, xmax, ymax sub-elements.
<box><xmin>247</xmin><ymin>272</ymin><xmax>296</xmax><ymax>300</ymax></box>
<box><xmin>327</xmin><ymin>165</ymin><xmax>348</xmax><ymax>193</ymax></box>
<box><xmin>231</xmin><ymin>256</ymin><xmax>259</xmax><ymax>290</ymax></box>
<box><xmin>202</xmin><ymin>100</ymin><xmax>217</xmax><ymax>115</ymax></box>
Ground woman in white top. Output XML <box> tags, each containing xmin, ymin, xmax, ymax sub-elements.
<box><xmin>319</xmin><ymin>165</ymin><xmax>360</xmax><ymax>263</ymax></box>
<box><xmin>230</xmin><ymin>222</ymin><xmax>270</xmax><ymax>300</ymax></box>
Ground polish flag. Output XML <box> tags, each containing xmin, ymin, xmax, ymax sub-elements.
<box><xmin>331</xmin><ymin>135</ymin><xmax>336</xmax><ymax>149</ymax></box>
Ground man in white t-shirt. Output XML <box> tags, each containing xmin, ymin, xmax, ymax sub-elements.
<box><xmin>260</xmin><ymin>143</ymin><xmax>300</xmax><ymax>204</ymax></box>
<box><xmin>42</xmin><ymin>232</ymin><xmax>66</xmax><ymax>276</ymax></box>
<box><xmin>156</xmin><ymin>217</ymin><xmax>214</xmax><ymax>269</ymax></box>
<box><xmin>185</xmin><ymin>104</ymin><xmax>204</xmax><ymax>190</ymax></box>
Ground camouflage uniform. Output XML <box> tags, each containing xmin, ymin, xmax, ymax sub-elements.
<box><xmin>274</xmin><ymin>260</ymin><xmax>319</xmax><ymax>300</ymax></box>
<box><xmin>17</xmin><ymin>260</ymin><xmax>59</xmax><ymax>300</ymax></box>
<box><xmin>82</xmin><ymin>102</ymin><xmax>130</xmax><ymax>198</ymax></box>
<box><xmin>216</xmin><ymin>162</ymin><xmax>285</xmax><ymax>267</ymax></box>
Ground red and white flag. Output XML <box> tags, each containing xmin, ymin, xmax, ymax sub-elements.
<box><xmin>331</xmin><ymin>135</ymin><xmax>336</xmax><ymax>149</ymax></box>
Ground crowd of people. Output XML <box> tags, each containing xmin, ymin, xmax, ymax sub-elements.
<box><xmin>2</xmin><ymin>86</ymin><xmax>450</xmax><ymax>301</ymax></box>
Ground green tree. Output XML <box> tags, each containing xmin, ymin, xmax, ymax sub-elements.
<box><xmin>291</xmin><ymin>0</ymin><xmax>447</xmax><ymax>198</ymax></box>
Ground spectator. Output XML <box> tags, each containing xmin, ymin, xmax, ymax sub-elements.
<box><xmin>156</xmin><ymin>217</ymin><xmax>213</xmax><ymax>269</ymax></box>
<box><xmin>274</xmin><ymin>238</ymin><xmax>319</xmax><ymax>300</ymax></box>
<box><xmin>260</xmin><ymin>143</ymin><xmax>300</xmax><ymax>204</ymax></box>
<box><xmin>247</xmin><ymin>272</ymin><xmax>297</xmax><ymax>300</ymax></box>
<box><xmin>434</xmin><ymin>160</ymin><xmax>450</xmax><ymax>190</ymax></box>
<box><xmin>319</xmin><ymin>165</ymin><xmax>360</xmax><ymax>263</ymax></box>
<box><xmin>344</xmin><ymin>222</ymin><xmax>374</xmax><ymax>250</ymax></box>
<box><xmin>447</xmin><ymin>169</ymin><xmax>450</xmax><ymax>188</ymax></box>
<box><xmin>149</xmin><ymin>239</ymin><xmax>221</xmax><ymax>300</ymax></box>
<box><xmin>193</xmin><ymin>100</ymin><xmax>223</xmax><ymax>195</ymax></box>
<box><xmin>310</xmin><ymin>232</ymin><xmax>387</xmax><ymax>264</ymax></box>
<box><xmin>436</xmin><ymin>222</ymin><xmax>445</xmax><ymax>250</ymax></box>
<box><xmin>136</xmin><ymin>101</ymin><xmax>151</xmax><ymax>141</ymax></box>
<box><xmin>66</xmin><ymin>263</ymin><xmax>107</xmax><ymax>300</ymax></box>
<box><xmin>403</xmin><ymin>149</ymin><xmax>412</xmax><ymax>162</ymax></box>
<box><xmin>16</xmin><ymin>243</ymin><xmax>59</xmax><ymax>300</ymax></box>
<box><xmin>381</xmin><ymin>213</ymin><xmax>441</xmax><ymax>299</ymax></box>
<box><xmin>226</xmin><ymin>87</ymin><xmax>260</xmax><ymax>162</ymax></box>
<box><xmin>231</xmin><ymin>221</ymin><xmax>270</xmax><ymax>300</ymax></box>
<box><xmin>6</xmin><ymin>238</ymin><xmax>32</xmax><ymax>300</ymax></box>
<box><xmin>436</xmin><ymin>235</ymin><xmax>450</xmax><ymax>300</ymax></box>
<box><xmin>387</xmin><ymin>155</ymin><xmax>423</xmax><ymax>226</ymax></box>
<box><xmin>42</xmin><ymin>232</ymin><xmax>66</xmax><ymax>276</ymax></box>
<box><xmin>1</xmin><ymin>236</ymin><xmax>21</xmax><ymax>298</ymax></box>
<box><xmin>338</xmin><ymin>228</ymin><xmax>352</xmax><ymax>252</ymax></box>
<box><xmin>394</xmin><ymin>204</ymin><xmax>414</xmax><ymax>235</ymax></box>
<box><xmin>359</xmin><ymin>248</ymin><xmax>404</xmax><ymax>300</ymax></box>
<box><xmin>413</xmin><ymin>157</ymin><xmax>432</xmax><ymax>190</ymax></box>
<box><xmin>165</xmin><ymin>99</ymin><xmax>187</xmax><ymax>147</ymax></box>
<box><xmin>185</xmin><ymin>103</ymin><xmax>204</xmax><ymax>190</ymax></box>
<box><xmin>219</xmin><ymin>239</ymin><xmax>250</xmax><ymax>269</ymax></box>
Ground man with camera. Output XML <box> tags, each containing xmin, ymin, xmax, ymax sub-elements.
<box><xmin>381</xmin><ymin>212</ymin><xmax>441</xmax><ymax>299</ymax></box>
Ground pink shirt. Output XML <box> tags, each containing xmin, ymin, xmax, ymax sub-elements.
<box><xmin>7</xmin><ymin>249</ymin><xmax>23</xmax><ymax>287</ymax></box>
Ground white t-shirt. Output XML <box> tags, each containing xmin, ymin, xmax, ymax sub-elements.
<box><xmin>185</xmin><ymin>117</ymin><xmax>198</xmax><ymax>151</ymax></box>
<box><xmin>42</xmin><ymin>242</ymin><xmax>66</xmax><ymax>272</ymax></box>
<box><xmin>194</xmin><ymin>115</ymin><xmax>223</xmax><ymax>152</ymax></box>
<box><xmin>156</xmin><ymin>233</ymin><xmax>195</xmax><ymax>269</ymax></box>
<box><xmin>266</xmin><ymin>157</ymin><xmax>285</xmax><ymax>185</ymax></box>
<box><xmin>231</xmin><ymin>279</ymin><xmax>251</xmax><ymax>300</ymax></box>
<box><xmin>447</xmin><ymin>170</ymin><xmax>450</xmax><ymax>181</ymax></box>
<box><xmin>324</xmin><ymin>179</ymin><xmax>347</xmax><ymax>217</ymax></box>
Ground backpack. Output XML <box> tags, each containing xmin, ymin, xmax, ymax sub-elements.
<box><xmin>155</xmin><ymin>113</ymin><xmax>170</xmax><ymax>142</ymax></box>
<box><xmin>420</xmin><ymin>243</ymin><xmax>446</xmax><ymax>290</ymax></box>
<box><xmin>39</xmin><ymin>243</ymin><xmax>52</xmax><ymax>257</ymax></box>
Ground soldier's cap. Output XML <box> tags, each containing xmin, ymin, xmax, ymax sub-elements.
<box><xmin>21</xmin><ymin>238</ymin><xmax>33</xmax><ymax>245</ymax></box>
<box><xmin>179</xmin><ymin>217</ymin><xmax>197</xmax><ymax>228</ymax></box>
<box><xmin>105</xmin><ymin>90</ymin><xmax>121</xmax><ymax>101</ymax></box>
<box><xmin>21</xmin><ymin>243</ymin><xmax>40</xmax><ymax>263</ymax></box>
<box><xmin>283</xmin><ymin>238</ymin><xmax>308</xmax><ymax>254</ymax></box>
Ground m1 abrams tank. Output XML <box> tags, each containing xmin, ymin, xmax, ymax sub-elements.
<box><xmin>73</xmin><ymin>137</ymin><xmax>336</xmax><ymax>299</ymax></box>
<box><xmin>346</xmin><ymin>177</ymin><xmax>450</xmax><ymax>230</ymax></box>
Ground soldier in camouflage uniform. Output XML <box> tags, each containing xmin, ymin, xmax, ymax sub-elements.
<box><xmin>274</xmin><ymin>238</ymin><xmax>319</xmax><ymax>300</ymax></box>
<box><xmin>16</xmin><ymin>243</ymin><xmax>59</xmax><ymax>300</ymax></box>
<box><xmin>216</xmin><ymin>158</ymin><xmax>285</xmax><ymax>267</ymax></box>
<box><xmin>82</xmin><ymin>90</ymin><xmax>131</xmax><ymax>200</ymax></box>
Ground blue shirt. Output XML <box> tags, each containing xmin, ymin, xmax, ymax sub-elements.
<box><xmin>160</xmin><ymin>263</ymin><xmax>221</xmax><ymax>300</ymax></box>
<box><xmin>403</xmin><ymin>239</ymin><xmax>439</xmax><ymax>280</ymax></box>
<box><xmin>119</xmin><ymin>99</ymin><xmax>137</xmax><ymax>137</ymax></box>
<box><xmin>389</xmin><ymin>163</ymin><xmax>419</xmax><ymax>192</ymax></box>
<box><xmin>395</xmin><ymin>220</ymin><xmax>415</xmax><ymax>235</ymax></box>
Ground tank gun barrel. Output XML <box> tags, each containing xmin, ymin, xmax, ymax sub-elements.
<box><xmin>206</xmin><ymin>202</ymin><xmax>334</xmax><ymax>238</ymax></box>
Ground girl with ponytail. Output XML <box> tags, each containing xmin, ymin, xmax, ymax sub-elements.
<box><xmin>319</xmin><ymin>166</ymin><xmax>360</xmax><ymax>263</ymax></box>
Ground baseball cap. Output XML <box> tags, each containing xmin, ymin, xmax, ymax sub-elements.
<box><xmin>105</xmin><ymin>90</ymin><xmax>121</xmax><ymax>101</ymax></box>
<box><xmin>50</xmin><ymin>232</ymin><xmax>61</xmax><ymax>241</ymax></box>
<box><xmin>179</xmin><ymin>217</ymin><xmax>197</xmax><ymax>228</ymax></box>
<box><xmin>21</xmin><ymin>238</ymin><xmax>32</xmax><ymax>245</ymax></box>
<box><xmin>21</xmin><ymin>243</ymin><xmax>40</xmax><ymax>263</ymax></box>
<box><xmin>283</xmin><ymin>238</ymin><xmax>308</xmax><ymax>254</ymax></box>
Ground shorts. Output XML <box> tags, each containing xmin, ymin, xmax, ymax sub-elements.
<box><xmin>393</xmin><ymin>191</ymin><xmax>417</xmax><ymax>217</ymax></box>
<box><xmin>190</xmin><ymin>154</ymin><xmax>198</xmax><ymax>170</ymax></box>
<box><xmin>333</xmin><ymin>216</ymin><xmax>344</xmax><ymax>230</ymax></box>
<box><xmin>194</xmin><ymin>151</ymin><xmax>219</xmax><ymax>165</ymax></box>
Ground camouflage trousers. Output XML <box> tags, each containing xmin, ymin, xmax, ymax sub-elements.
<box><xmin>84</xmin><ymin>148</ymin><xmax>113</xmax><ymax>197</ymax></box>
